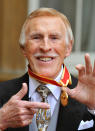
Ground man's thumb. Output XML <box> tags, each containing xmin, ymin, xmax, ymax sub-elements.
<box><xmin>14</xmin><ymin>83</ymin><xmax>28</xmax><ymax>100</ymax></box>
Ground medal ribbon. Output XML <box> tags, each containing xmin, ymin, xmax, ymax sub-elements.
<box><xmin>28</xmin><ymin>65</ymin><xmax>72</xmax><ymax>87</ymax></box>
<box><xmin>28</xmin><ymin>64</ymin><xmax>72</xmax><ymax>106</ymax></box>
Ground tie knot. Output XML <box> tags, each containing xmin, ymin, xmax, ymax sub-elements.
<box><xmin>36</xmin><ymin>85</ymin><xmax>50</xmax><ymax>102</ymax></box>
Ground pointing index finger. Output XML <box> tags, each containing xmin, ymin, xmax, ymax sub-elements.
<box><xmin>22</xmin><ymin>101</ymin><xmax>50</xmax><ymax>109</ymax></box>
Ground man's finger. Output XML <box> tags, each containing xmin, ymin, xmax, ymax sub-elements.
<box><xmin>85</xmin><ymin>53</ymin><xmax>92</xmax><ymax>74</ymax></box>
<box><xmin>13</xmin><ymin>83</ymin><xmax>28</xmax><ymax>100</ymax></box>
<box><xmin>75</xmin><ymin>64</ymin><xmax>85</xmax><ymax>77</ymax></box>
<box><xmin>62</xmin><ymin>86</ymin><xmax>75</xmax><ymax>99</ymax></box>
<box><xmin>93</xmin><ymin>60</ymin><xmax>95</xmax><ymax>76</ymax></box>
<box><xmin>20</xmin><ymin>101</ymin><xmax>50</xmax><ymax>109</ymax></box>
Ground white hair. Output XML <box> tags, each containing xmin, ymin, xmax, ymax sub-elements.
<box><xmin>19</xmin><ymin>8</ymin><xmax>74</xmax><ymax>48</ymax></box>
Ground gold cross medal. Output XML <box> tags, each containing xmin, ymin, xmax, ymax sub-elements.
<box><xmin>60</xmin><ymin>90</ymin><xmax>68</xmax><ymax>106</ymax></box>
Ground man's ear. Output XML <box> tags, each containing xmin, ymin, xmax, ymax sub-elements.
<box><xmin>64</xmin><ymin>40</ymin><xmax>73</xmax><ymax>58</ymax></box>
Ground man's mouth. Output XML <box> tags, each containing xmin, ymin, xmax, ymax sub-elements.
<box><xmin>36</xmin><ymin>57</ymin><xmax>54</xmax><ymax>62</ymax></box>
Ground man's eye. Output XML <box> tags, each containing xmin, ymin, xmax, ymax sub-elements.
<box><xmin>51</xmin><ymin>36</ymin><xmax>58</xmax><ymax>40</ymax></box>
<box><xmin>33</xmin><ymin>36</ymin><xmax>40</xmax><ymax>39</ymax></box>
<box><xmin>52</xmin><ymin>37</ymin><xmax>57</xmax><ymax>39</ymax></box>
<box><xmin>50</xmin><ymin>35</ymin><xmax>60</xmax><ymax>40</ymax></box>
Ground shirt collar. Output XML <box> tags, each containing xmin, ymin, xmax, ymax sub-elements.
<box><xmin>29</xmin><ymin>66</ymin><xmax>63</xmax><ymax>100</ymax></box>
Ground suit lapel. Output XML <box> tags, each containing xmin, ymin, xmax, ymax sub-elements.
<box><xmin>21</xmin><ymin>73</ymin><xmax>29</xmax><ymax>101</ymax></box>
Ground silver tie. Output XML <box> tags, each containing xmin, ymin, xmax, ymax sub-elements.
<box><xmin>36</xmin><ymin>85</ymin><xmax>51</xmax><ymax>131</ymax></box>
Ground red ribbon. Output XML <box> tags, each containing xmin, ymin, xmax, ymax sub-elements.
<box><xmin>28</xmin><ymin>65</ymin><xmax>72</xmax><ymax>87</ymax></box>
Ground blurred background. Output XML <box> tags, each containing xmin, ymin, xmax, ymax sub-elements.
<box><xmin>0</xmin><ymin>0</ymin><xmax>95</xmax><ymax>81</ymax></box>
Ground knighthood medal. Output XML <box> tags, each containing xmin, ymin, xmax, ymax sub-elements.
<box><xmin>28</xmin><ymin>64</ymin><xmax>72</xmax><ymax>106</ymax></box>
<box><xmin>61</xmin><ymin>90</ymin><xmax>68</xmax><ymax>106</ymax></box>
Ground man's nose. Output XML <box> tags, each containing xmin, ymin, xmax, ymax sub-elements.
<box><xmin>39</xmin><ymin>37</ymin><xmax>52</xmax><ymax>52</ymax></box>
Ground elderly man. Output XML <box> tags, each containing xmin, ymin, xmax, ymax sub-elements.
<box><xmin>0</xmin><ymin>8</ymin><xmax>95</xmax><ymax>131</ymax></box>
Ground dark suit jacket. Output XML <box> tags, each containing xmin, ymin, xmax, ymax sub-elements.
<box><xmin>0</xmin><ymin>73</ymin><xmax>95</xmax><ymax>131</ymax></box>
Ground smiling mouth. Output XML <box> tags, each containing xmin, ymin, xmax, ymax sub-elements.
<box><xmin>36</xmin><ymin>57</ymin><xmax>54</xmax><ymax>62</ymax></box>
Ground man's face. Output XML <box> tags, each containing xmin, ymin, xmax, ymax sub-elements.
<box><xmin>23</xmin><ymin>16</ymin><xmax>72</xmax><ymax>79</ymax></box>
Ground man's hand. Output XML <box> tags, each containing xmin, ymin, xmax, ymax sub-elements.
<box><xmin>0</xmin><ymin>83</ymin><xmax>50</xmax><ymax>130</ymax></box>
<box><xmin>63</xmin><ymin>54</ymin><xmax>95</xmax><ymax>109</ymax></box>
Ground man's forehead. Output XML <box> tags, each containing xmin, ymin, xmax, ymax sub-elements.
<box><xmin>25</xmin><ymin>16</ymin><xmax>66</xmax><ymax>33</ymax></box>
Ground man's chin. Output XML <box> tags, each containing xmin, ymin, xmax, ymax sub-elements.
<box><xmin>35</xmin><ymin>70</ymin><xmax>58</xmax><ymax>79</ymax></box>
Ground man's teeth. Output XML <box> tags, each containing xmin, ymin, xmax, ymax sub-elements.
<box><xmin>38</xmin><ymin>57</ymin><xmax>52</xmax><ymax>61</ymax></box>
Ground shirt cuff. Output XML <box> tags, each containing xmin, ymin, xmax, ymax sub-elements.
<box><xmin>88</xmin><ymin>108</ymin><xmax>95</xmax><ymax>115</ymax></box>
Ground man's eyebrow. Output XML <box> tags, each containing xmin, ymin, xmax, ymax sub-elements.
<box><xmin>29</xmin><ymin>31</ymin><xmax>43</xmax><ymax>35</ymax></box>
<box><xmin>49</xmin><ymin>32</ymin><xmax>63</xmax><ymax>36</ymax></box>
<box><xmin>28</xmin><ymin>31</ymin><xmax>63</xmax><ymax>37</ymax></box>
